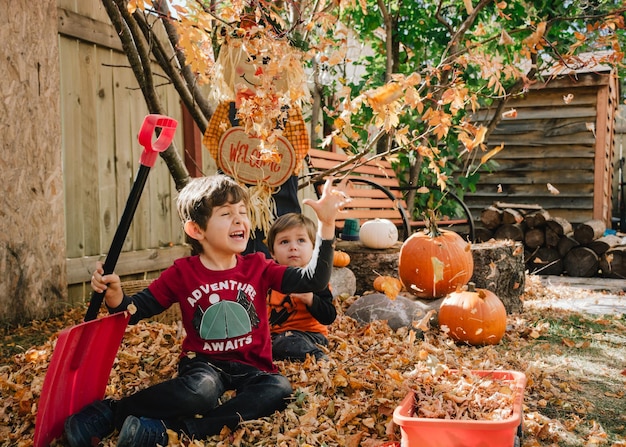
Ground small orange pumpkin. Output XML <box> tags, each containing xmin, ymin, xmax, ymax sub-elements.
<box><xmin>333</xmin><ymin>250</ymin><xmax>351</xmax><ymax>267</ymax></box>
<box><xmin>398</xmin><ymin>224</ymin><xmax>473</xmax><ymax>299</ymax></box>
<box><xmin>438</xmin><ymin>282</ymin><xmax>507</xmax><ymax>346</ymax></box>
<box><xmin>373</xmin><ymin>275</ymin><xmax>402</xmax><ymax>300</ymax></box>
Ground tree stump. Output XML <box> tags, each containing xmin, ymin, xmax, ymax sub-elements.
<box><xmin>470</xmin><ymin>240</ymin><xmax>525</xmax><ymax>314</ymax></box>
<box><xmin>335</xmin><ymin>241</ymin><xmax>401</xmax><ymax>295</ymax></box>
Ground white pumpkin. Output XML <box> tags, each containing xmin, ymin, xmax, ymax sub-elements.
<box><xmin>359</xmin><ymin>218</ymin><xmax>398</xmax><ymax>249</ymax></box>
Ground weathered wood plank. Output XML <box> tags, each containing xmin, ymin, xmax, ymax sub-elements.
<box><xmin>78</xmin><ymin>42</ymin><xmax>102</xmax><ymax>255</ymax></box>
<box><xmin>476</xmin><ymin>106</ymin><xmax>597</xmax><ymax>123</ymax></box>
<box><xmin>60</xmin><ymin>37</ymin><xmax>86</xmax><ymax>258</ymax></box>
<box><xmin>476</xmin><ymin>171</ymin><xmax>595</xmax><ymax>184</ymax></box>
<box><xmin>487</xmin><ymin>158</ymin><xmax>594</xmax><ymax>171</ymax></box>
<box><xmin>479</xmin><ymin>145</ymin><xmax>595</xmax><ymax>158</ymax></box>
<box><xmin>95</xmin><ymin>45</ymin><xmax>118</xmax><ymax>254</ymax></box>
<box><xmin>57</xmin><ymin>7</ymin><xmax>122</xmax><ymax>52</ymax></box>
<box><xmin>66</xmin><ymin>245</ymin><xmax>190</xmax><ymax>285</ymax></box>
<box><xmin>470</xmin><ymin>183</ymin><xmax>595</xmax><ymax>195</ymax></box>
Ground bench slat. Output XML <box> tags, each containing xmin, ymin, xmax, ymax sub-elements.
<box><xmin>303</xmin><ymin>148</ymin><xmax>474</xmax><ymax>241</ymax></box>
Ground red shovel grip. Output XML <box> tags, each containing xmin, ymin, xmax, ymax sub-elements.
<box><xmin>138</xmin><ymin>114</ymin><xmax>178</xmax><ymax>167</ymax></box>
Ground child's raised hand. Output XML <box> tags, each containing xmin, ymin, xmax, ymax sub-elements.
<box><xmin>303</xmin><ymin>178</ymin><xmax>351</xmax><ymax>239</ymax></box>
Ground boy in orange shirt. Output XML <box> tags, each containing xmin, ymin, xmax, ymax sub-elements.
<box><xmin>267</xmin><ymin>213</ymin><xmax>337</xmax><ymax>361</ymax></box>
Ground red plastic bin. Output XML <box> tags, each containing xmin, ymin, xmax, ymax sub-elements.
<box><xmin>393</xmin><ymin>370</ymin><xmax>526</xmax><ymax>447</ymax></box>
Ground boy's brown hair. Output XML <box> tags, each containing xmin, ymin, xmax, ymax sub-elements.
<box><xmin>267</xmin><ymin>213</ymin><xmax>317</xmax><ymax>256</ymax></box>
<box><xmin>176</xmin><ymin>175</ymin><xmax>249</xmax><ymax>255</ymax></box>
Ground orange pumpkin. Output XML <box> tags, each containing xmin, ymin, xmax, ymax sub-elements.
<box><xmin>438</xmin><ymin>282</ymin><xmax>507</xmax><ymax>346</ymax></box>
<box><xmin>398</xmin><ymin>226</ymin><xmax>473</xmax><ymax>298</ymax></box>
<box><xmin>333</xmin><ymin>250</ymin><xmax>351</xmax><ymax>267</ymax></box>
<box><xmin>373</xmin><ymin>275</ymin><xmax>402</xmax><ymax>300</ymax></box>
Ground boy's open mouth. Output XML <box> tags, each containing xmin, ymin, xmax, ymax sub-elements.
<box><xmin>230</xmin><ymin>230</ymin><xmax>245</xmax><ymax>239</ymax></box>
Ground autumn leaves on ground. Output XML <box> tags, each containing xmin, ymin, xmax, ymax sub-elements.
<box><xmin>1</xmin><ymin>276</ymin><xmax>625</xmax><ymax>447</ymax></box>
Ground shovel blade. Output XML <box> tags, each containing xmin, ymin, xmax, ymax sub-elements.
<box><xmin>33</xmin><ymin>312</ymin><xmax>129</xmax><ymax>447</ymax></box>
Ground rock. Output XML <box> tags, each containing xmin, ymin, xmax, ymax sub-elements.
<box><xmin>345</xmin><ymin>293</ymin><xmax>444</xmax><ymax>330</ymax></box>
<box><xmin>330</xmin><ymin>267</ymin><xmax>357</xmax><ymax>297</ymax></box>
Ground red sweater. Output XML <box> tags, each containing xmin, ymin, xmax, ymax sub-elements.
<box><xmin>148</xmin><ymin>253</ymin><xmax>285</xmax><ymax>373</ymax></box>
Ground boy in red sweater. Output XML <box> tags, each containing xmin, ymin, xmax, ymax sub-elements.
<box><xmin>64</xmin><ymin>174</ymin><xmax>349</xmax><ymax>447</ymax></box>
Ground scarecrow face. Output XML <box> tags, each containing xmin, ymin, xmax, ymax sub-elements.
<box><xmin>231</xmin><ymin>54</ymin><xmax>261</xmax><ymax>95</ymax></box>
<box><xmin>220</xmin><ymin>42</ymin><xmax>289</xmax><ymax>99</ymax></box>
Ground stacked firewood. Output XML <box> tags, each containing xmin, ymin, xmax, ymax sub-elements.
<box><xmin>476</xmin><ymin>202</ymin><xmax>626</xmax><ymax>278</ymax></box>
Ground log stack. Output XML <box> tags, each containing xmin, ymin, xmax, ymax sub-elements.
<box><xmin>476</xmin><ymin>202</ymin><xmax>626</xmax><ymax>278</ymax></box>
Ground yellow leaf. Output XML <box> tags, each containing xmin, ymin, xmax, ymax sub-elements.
<box><xmin>373</xmin><ymin>275</ymin><xmax>402</xmax><ymax>300</ymax></box>
<box><xmin>499</xmin><ymin>30</ymin><xmax>514</xmax><ymax>45</ymax></box>
<box><xmin>332</xmin><ymin>135</ymin><xmax>351</xmax><ymax>149</ymax></box>
<box><xmin>415</xmin><ymin>309</ymin><xmax>436</xmax><ymax>331</ymax></box>
<box><xmin>480</xmin><ymin>144</ymin><xmax>504</xmax><ymax>164</ymax></box>
<box><xmin>365</xmin><ymin>83</ymin><xmax>403</xmax><ymax>109</ymax></box>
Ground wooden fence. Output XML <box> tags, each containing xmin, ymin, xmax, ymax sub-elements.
<box><xmin>58</xmin><ymin>1</ymin><xmax>215</xmax><ymax>303</ymax></box>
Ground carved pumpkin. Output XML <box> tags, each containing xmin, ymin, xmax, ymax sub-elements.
<box><xmin>438</xmin><ymin>282</ymin><xmax>507</xmax><ymax>346</ymax></box>
<box><xmin>359</xmin><ymin>218</ymin><xmax>398</xmax><ymax>249</ymax></box>
<box><xmin>398</xmin><ymin>226</ymin><xmax>473</xmax><ymax>298</ymax></box>
<box><xmin>333</xmin><ymin>250</ymin><xmax>351</xmax><ymax>267</ymax></box>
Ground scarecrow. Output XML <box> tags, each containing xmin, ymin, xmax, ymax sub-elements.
<box><xmin>203</xmin><ymin>21</ymin><xmax>310</xmax><ymax>256</ymax></box>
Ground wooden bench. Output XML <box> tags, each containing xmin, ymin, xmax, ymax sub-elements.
<box><xmin>301</xmin><ymin>148</ymin><xmax>475</xmax><ymax>241</ymax></box>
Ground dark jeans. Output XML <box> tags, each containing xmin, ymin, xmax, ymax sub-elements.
<box><xmin>113</xmin><ymin>356</ymin><xmax>293</xmax><ymax>438</ymax></box>
<box><xmin>271</xmin><ymin>330</ymin><xmax>329</xmax><ymax>361</ymax></box>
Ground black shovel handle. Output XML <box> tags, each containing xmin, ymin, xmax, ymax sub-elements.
<box><xmin>85</xmin><ymin>115</ymin><xmax>178</xmax><ymax>321</ymax></box>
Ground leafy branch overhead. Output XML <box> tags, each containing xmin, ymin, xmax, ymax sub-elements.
<box><xmin>111</xmin><ymin>0</ymin><xmax>625</xmax><ymax>200</ymax></box>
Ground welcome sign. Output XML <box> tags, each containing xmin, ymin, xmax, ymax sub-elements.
<box><xmin>217</xmin><ymin>126</ymin><xmax>296</xmax><ymax>187</ymax></box>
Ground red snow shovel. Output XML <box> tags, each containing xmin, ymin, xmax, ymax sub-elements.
<box><xmin>33</xmin><ymin>114</ymin><xmax>178</xmax><ymax>447</ymax></box>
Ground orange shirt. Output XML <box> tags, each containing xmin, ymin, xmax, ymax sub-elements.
<box><xmin>267</xmin><ymin>290</ymin><xmax>329</xmax><ymax>337</ymax></box>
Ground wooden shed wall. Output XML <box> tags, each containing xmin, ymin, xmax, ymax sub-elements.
<box><xmin>57</xmin><ymin>1</ymin><xmax>216</xmax><ymax>303</ymax></box>
<box><xmin>465</xmin><ymin>71</ymin><xmax>618</xmax><ymax>227</ymax></box>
